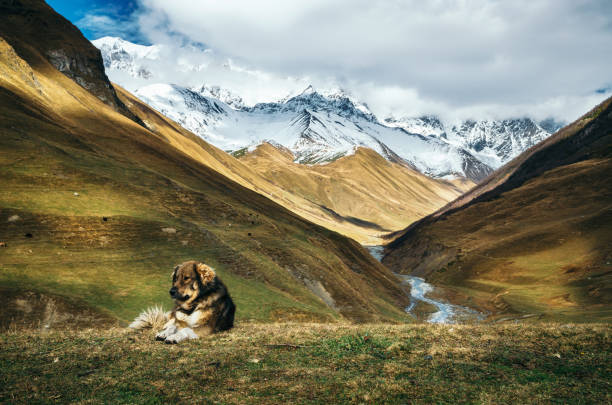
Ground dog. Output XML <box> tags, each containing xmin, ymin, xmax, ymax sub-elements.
<box><xmin>130</xmin><ymin>260</ymin><xmax>235</xmax><ymax>344</ymax></box>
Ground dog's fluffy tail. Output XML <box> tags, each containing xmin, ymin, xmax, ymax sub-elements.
<box><xmin>128</xmin><ymin>306</ymin><xmax>169</xmax><ymax>330</ymax></box>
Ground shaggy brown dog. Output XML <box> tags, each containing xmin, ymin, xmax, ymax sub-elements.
<box><xmin>155</xmin><ymin>261</ymin><xmax>235</xmax><ymax>344</ymax></box>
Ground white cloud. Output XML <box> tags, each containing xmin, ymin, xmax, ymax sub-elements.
<box><xmin>126</xmin><ymin>0</ymin><xmax>612</xmax><ymax>122</ymax></box>
<box><xmin>78</xmin><ymin>14</ymin><xmax>118</xmax><ymax>34</ymax></box>
<box><xmin>78</xmin><ymin>10</ymin><xmax>142</xmax><ymax>41</ymax></box>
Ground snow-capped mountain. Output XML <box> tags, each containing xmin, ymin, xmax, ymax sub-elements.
<box><xmin>133</xmin><ymin>82</ymin><xmax>492</xmax><ymax>180</ymax></box>
<box><xmin>92</xmin><ymin>37</ymin><xmax>556</xmax><ymax>182</ymax></box>
<box><xmin>384</xmin><ymin>115</ymin><xmax>446</xmax><ymax>138</ymax></box>
<box><xmin>386</xmin><ymin>116</ymin><xmax>552</xmax><ymax>168</ymax></box>
<box><xmin>93</xmin><ymin>36</ymin><xmax>159</xmax><ymax>80</ymax></box>
<box><xmin>449</xmin><ymin>119</ymin><xmax>551</xmax><ymax>167</ymax></box>
<box><xmin>193</xmin><ymin>84</ymin><xmax>245</xmax><ymax>110</ymax></box>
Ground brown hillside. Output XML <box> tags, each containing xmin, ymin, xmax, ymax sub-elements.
<box><xmin>383</xmin><ymin>97</ymin><xmax>612</xmax><ymax>322</ymax></box>
<box><xmin>0</xmin><ymin>0</ymin><xmax>411</xmax><ymax>325</ymax></box>
<box><xmin>240</xmin><ymin>143</ymin><xmax>473</xmax><ymax>244</ymax></box>
<box><xmin>116</xmin><ymin>89</ymin><xmax>471</xmax><ymax>244</ymax></box>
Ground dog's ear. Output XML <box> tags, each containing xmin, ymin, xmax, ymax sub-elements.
<box><xmin>171</xmin><ymin>265</ymin><xmax>179</xmax><ymax>280</ymax></box>
<box><xmin>195</xmin><ymin>262</ymin><xmax>216</xmax><ymax>284</ymax></box>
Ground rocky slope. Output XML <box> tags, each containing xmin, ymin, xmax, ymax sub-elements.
<box><xmin>383</xmin><ymin>97</ymin><xmax>612</xmax><ymax>322</ymax></box>
<box><xmin>0</xmin><ymin>1</ymin><xmax>140</xmax><ymax>123</ymax></box>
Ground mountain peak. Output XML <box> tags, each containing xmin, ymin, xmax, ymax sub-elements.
<box><xmin>193</xmin><ymin>83</ymin><xmax>245</xmax><ymax>109</ymax></box>
<box><xmin>92</xmin><ymin>36</ymin><xmax>123</xmax><ymax>44</ymax></box>
<box><xmin>299</xmin><ymin>84</ymin><xmax>316</xmax><ymax>96</ymax></box>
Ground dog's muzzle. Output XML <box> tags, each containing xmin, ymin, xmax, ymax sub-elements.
<box><xmin>169</xmin><ymin>287</ymin><xmax>189</xmax><ymax>301</ymax></box>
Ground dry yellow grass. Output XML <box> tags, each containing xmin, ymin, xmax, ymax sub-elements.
<box><xmin>240</xmin><ymin>143</ymin><xmax>473</xmax><ymax>244</ymax></box>
<box><xmin>1</xmin><ymin>322</ymin><xmax>610</xmax><ymax>404</ymax></box>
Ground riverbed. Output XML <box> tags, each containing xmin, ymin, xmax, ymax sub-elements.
<box><xmin>364</xmin><ymin>245</ymin><xmax>484</xmax><ymax>324</ymax></box>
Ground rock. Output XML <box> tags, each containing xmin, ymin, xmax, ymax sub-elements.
<box><xmin>423</xmin><ymin>354</ymin><xmax>433</xmax><ymax>361</ymax></box>
<box><xmin>161</xmin><ymin>227</ymin><xmax>177</xmax><ymax>234</ymax></box>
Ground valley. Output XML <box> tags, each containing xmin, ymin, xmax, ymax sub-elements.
<box><xmin>384</xmin><ymin>97</ymin><xmax>612</xmax><ymax>322</ymax></box>
<box><xmin>0</xmin><ymin>0</ymin><xmax>411</xmax><ymax>327</ymax></box>
<box><xmin>0</xmin><ymin>0</ymin><xmax>610</xmax><ymax>403</ymax></box>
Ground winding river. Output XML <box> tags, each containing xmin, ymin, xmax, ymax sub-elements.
<box><xmin>364</xmin><ymin>245</ymin><xmax>484</xmax><ymax>324</ymax></box>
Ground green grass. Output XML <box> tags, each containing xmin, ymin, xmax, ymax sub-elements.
<box><xmin>0</xmin><ymin>210</ymin><xmax>339</xmax><ymax>324</ymax></box>
<box><xmin>1</xmin><ymin>323</ymin><xmax>610</xmax><ymax>404</ymax></box>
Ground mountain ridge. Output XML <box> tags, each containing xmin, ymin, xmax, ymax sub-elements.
<box><xmin>92</xmin><ymin>36</ymin><xmax>558</xmax><ymax>183</ymax></box>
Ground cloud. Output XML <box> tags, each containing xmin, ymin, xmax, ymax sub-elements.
<box><xmin>125</xmin><ymin>0</ymin><xmax>612</xmax><ymax>122</ymax></box>
<box><xmin>77</xmin><ymin>2</ymin><xmax>144</xmax><ymax>43</ymax></box>
<box><xmin>78</xmin><ymin>14</ymin><xmax>120</xmax><ymax>35</ymax></box>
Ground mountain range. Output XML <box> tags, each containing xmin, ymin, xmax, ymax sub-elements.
<box><xmin>93</xmin><ymin>36</ymin><xmax>560</xmax><ymax>183</ymax></box>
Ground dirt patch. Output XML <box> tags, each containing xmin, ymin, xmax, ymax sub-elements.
<box><xmin>544</xmin><ymin>293</ymin><xmax>577</xmax><ymax>308</ymax></box>
<box><xmin>0</xmin><ymin>289</ymin><xmax>116</xmax><ymax>331</ymax></box>
<box><xmin>303</xmin><ymin>278</ymin><xmax>337</xmax><ymax>310</ymax></box>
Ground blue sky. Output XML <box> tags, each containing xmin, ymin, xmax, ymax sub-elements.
<box><xmin>47</xmin><ymin>0</ymin><xmax>145</xmax><ymax>43</ymax></box>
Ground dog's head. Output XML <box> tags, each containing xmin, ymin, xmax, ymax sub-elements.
<box><xmin>169</xmin><ymin>261</ymin><xmax>217</xmax><ymax>310</ymax></box>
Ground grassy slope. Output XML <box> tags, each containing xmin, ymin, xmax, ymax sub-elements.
<box><xmin>0</xmin><ymin>7</ymin><xmax>411</xmax><ymax>325</ymax></box>
<box><xmin>383</xmin><ymin>98</ymin><xmax>612</xmax><ymax>322</ymax></box>
<box><xmin>239</xmin><ymin>143</ymin><xmax>473</xmax><ymax>244</ymax></box>
<box><xmin>117</xmin><ymin>88</ymin><xmax>473</xmax><ymax>245</ymax></box>
<box><xmin>1</xmin><ymin>323</ymin><xmax>610</xmax><ymax>404</ymax></box>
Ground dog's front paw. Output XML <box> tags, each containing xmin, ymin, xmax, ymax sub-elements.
<box><xmin>155</xmin><ymin>327</ymin><xmax>176</xmax><ymax>341</ymax></box>
<box><xmin>164</xmin><ymin>335</ymin><xmax>180</xmax><ymax>344</ymax></box>
<box><xmin>164</xmin><ymin>328</ymin><xmax>198</xmax><ymax>344</ymax></box>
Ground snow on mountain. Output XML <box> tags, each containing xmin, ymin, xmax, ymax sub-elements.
<box><xmin>448</xmin><ymin>119</ymin><xmax>551</xmax><ymax>168</ymax></box>
<box><xmin>193</xmin><ymin>84</ymin><xmax>245</xmax><ymax>110</ymax></box>
<box><xmin>385</xmin><ymin>115</ymin><xmax>446</xmax><ymax>138</ymax></box>
<box><xmin>133</xmin><ymin>82</ymin><xmax>492</xmax><ymax>179</ymax></box>
<box><xmin>92</xmin><ymin>36</ymin><xmax>159</xmax><ymax>80</ymax></box>
<box><xmin>92</xmin><ymin>37</ymin><xmax>555</xmax><ymax>182</ymax></box>
<box><xmin>386</xmin><ymin>116</ymin><xmax>552</xmax><ymax>169</ymax></box>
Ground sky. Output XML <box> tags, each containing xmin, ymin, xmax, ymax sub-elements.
<box><xmin>47</xmin><ymin>0</ymin><xmax>612</xmax><ymax>123</ymax></box>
